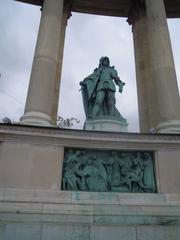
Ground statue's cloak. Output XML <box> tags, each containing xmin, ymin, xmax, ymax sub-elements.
<box><xmin>80</xmin><ymin>69</ymin><xmax>101</xmax><ymax>118</ymax></box>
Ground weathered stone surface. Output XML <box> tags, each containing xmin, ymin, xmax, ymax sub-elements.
<box><xmin>90</xmin><ymin>226</ymin><xmax>136</xmax><ymax>240</ymax></box>
<box><xmin>72</xmin><ymin>191</ymin><xmax>120</xmax><ymax>204</ymax></box>
<box><xmin>0</xmin><ymin>224</ymin><xmax>5</xmax><ymax>240</ymax></box>
<box><xmin>157</xmin><ymin>150</ymin><xmax>180</xmax><ymax>194</ymax></box>
<box><xmin>0</xmin><ymin>202</ymin><xmax>42</xmax><ymax>214</ymax></box>
<box><xmin>0</xmin><ymin>141</ymin><xmax>63</xmax><ymax>190</ymax></box>
<box><xmin>41</xmin><ymin>224</ymin><xmax>89</xmax><ymax>240</ymax></box>
<box><xmin>0</xmin><ymin>188</ymin><xmax>180</xmax><ymax>238</ymax></box>
<box><xmin>3</xmin><ymin>224</ymin><xmax>41</xmax><ymax>240</ymax></box>
<box><xmin>137</xmin><ymin>226</ymin><xmax>180</xmax><ymax>240</ymax></box>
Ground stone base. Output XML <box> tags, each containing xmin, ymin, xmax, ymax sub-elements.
<box><xmin>0</xmin><ymin>125</ymin><xmax>180</xmax><ymax>239</ymax></box>
<box><xmin>1</xmin><ymin>189</ymin><xmax>180</xmax><ymax>240</ymax></box>
<box><xmin>20</xmin><ymin>111</ymin><xmax>53</xmax><ymax>126</ymax></box>
<box><xmin>84</xmin><ymin>118</ymin><xmax>128</xmax><ymax>132</ymax></box>
<box><xmin>156</xmin><ymin>120</ymin><xmax>180</xmax><ymax>133</ymax></box>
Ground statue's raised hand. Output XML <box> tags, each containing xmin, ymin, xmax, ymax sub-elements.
<box><xmin>118</xmin><ymin>81</ymin><xmax>125</xmax><ymax>93</ymax></box>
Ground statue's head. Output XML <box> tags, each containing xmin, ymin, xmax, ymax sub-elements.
<box><xmin>99</xmin><ymin>56</ymin><xmax>110</xmax><ymax>67</ymax></box>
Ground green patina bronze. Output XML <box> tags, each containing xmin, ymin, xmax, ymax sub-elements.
<box><xmin>80</xmin><ymin>57</ymin><xmax>127</xmax><ymax>122</ymax></box>
<box><xmin>62</xmin><ymin>148</ymin><xmax>156</xmax><ymax>193</ymax></box>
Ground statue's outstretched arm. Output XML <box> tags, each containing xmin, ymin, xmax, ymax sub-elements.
<box><xmin>112</xmin><ymin>69</ymin><xmax>125</xmax><ymax>93</ymax></box>
<box><xmin>116</xmin><ymin>79</ymin><xmax>125</xmax><ymax>93</ymax></box>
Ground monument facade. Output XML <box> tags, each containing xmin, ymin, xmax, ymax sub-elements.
<box><xmin>0</xmin><ymin>125</ymin><xmax>180</xmax><ymax>239</ymax></box>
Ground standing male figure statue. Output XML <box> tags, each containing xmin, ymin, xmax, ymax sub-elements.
<box><xmin>80</xmin><ymin>57</ymin><xmax>127</xmax><ymax>123</ymax></box>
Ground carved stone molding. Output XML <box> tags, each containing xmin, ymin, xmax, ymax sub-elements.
<box><xmin>0</xmin><ymin>124</ymin><xmax>180</xmax><ymax>150</ymax></box>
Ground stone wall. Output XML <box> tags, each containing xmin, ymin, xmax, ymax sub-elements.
<box><xmin>1</xmin><ymin>189</ymin><xmax>180</xmax><ymax>239</ymax></box>
<box><xmin>0</xmin><ymin>124</ymin><xmax>180</xmax><ymax>193</ymax></box>
<box><xmin>0</xmin><ymin>124</ymin><xmax>180</xmax><ymax>239</ymax></box>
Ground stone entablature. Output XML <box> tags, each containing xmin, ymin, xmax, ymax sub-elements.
<box><xmin>1</xmin><ymin>124</ymin><xmax>180</xmax><ymax>147</ymax></box>
<box><xmin>15</xmin><ymin>0</ymin><xmax>180</xmax><ymax>18</ymax></box>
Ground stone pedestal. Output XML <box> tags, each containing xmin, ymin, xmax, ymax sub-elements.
<box><xmin>1</xmin><ymin>189</ymin><xmax>180</xmax><ymax>240</ymax></box>
<box><xmin>84</xmin><ymin>118</ymin><xmax>128</xmax><ymax>132</ymax></box>
<box><xmin>0</xmin><ymin>124</ymin><xmax>180</xmax><ymax>193</ymax></box>
<box><xmin>1</xmin><ymin>124</ymin><xmax>180</xmax><ymax>239</ymax></box>
<box><xmin>156</xmin><ymin>120</ymin><xmax>180</xmax><ymax>134</ymax></box>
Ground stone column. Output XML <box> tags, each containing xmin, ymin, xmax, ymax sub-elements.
<box><xmin>51</xmin><ymin>3</ymin><xmax>71</xmax><ymax>124</ymax></box>
<box><xmin>130</xmin><ymin>0</ymin><xmax>157</xmax><ymax>133</ymax></box>
<box><xmin>21</xmin><ymin>0</ymin><xmax>64</xmax><ymax>126</ymax></box>
<box><xmin>145</xmin><ymin>0</ymin><xmax>180</xmax><ymax>133</ymax></box>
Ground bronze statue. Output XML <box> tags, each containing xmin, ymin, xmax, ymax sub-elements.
<box><xmin>80</xmin><ymin>57</ymin><xmax>126</xmax><ymax>122</ymax></box>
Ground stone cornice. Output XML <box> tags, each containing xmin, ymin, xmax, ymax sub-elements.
<box><xmin>0</xmin><ymin>124</ymin><xmax>180</xmax><ymax>150</ymax></box>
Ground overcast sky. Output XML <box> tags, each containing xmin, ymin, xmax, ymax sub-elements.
<box><xmin>0</xmin><ymin>0</ymin><xmax>180</xmax><ymax>132</ymax></box>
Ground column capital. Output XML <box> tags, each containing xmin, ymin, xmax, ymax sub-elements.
<box><xmin>127</xmin><ymin>0</ymin><xmax>146</xmax><ymax>25</ymax></box>
<box><xmin>64</xmin><ymin>0</ymin><xmax>72</xmax><ymax>20</ymax></box>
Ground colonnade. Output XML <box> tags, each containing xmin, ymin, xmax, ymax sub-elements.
<box><xmin>20</xmin><ymin>0</ymin><xmax>180</xmax><ymax>133</ymax></box>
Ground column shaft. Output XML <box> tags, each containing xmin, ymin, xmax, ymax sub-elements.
<box><xmin>21</xmin><ymin>0</ymin><xmax>64</xmax><ymax>126</ymax></box>
<box><xmin>145</xmin><ymin>0</ymin><xmax>180</xmax><ymax>133</ymax></box>
<box><xmin>132</xmin><ymin>8</ymin><xmax>157</xmax><ymax>132</ymax></box>
<box><xmin>51</xmin><ymin>6</ymin><xmax>70</xmax><ymax>124</ymax></box>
